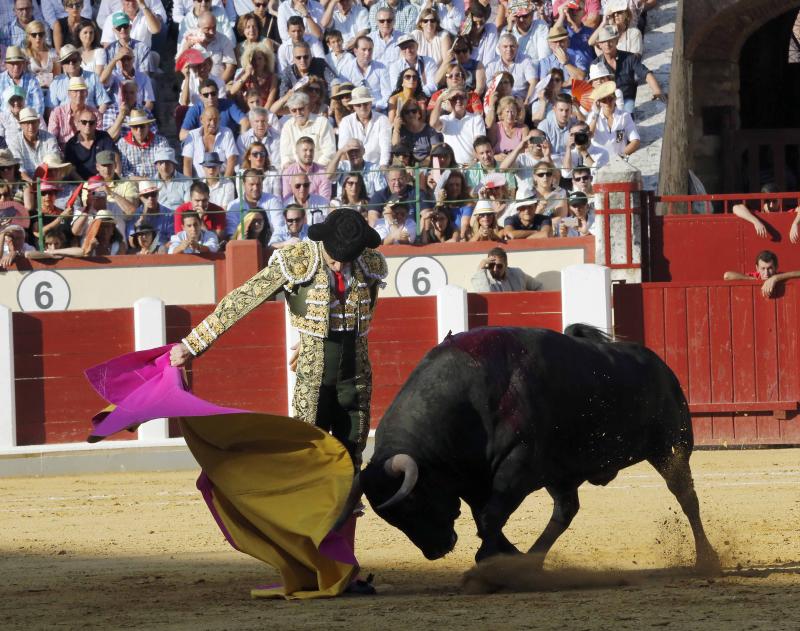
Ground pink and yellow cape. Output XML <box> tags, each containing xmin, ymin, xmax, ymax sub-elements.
<box><xmin>85</xmin><ymin>344</ymin><xmax>358</xmax><ymax>599</ymax></box>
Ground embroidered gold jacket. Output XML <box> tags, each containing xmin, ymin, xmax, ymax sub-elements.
<box><xmin>181</xmin><ymin>241</ymin><xmax>388</xmax><ymax>462</ymax></box>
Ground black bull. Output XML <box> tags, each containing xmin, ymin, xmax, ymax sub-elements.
<box><xmin>360</xmin><ymin>325</ymin><xmax>720</xmax><ymax>571</ymax></box>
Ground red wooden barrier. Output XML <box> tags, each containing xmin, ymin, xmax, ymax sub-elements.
<box><xmin>13</xmin><ymin>310</ymin><xmax>135</xmax><ymax>445</ymax></box>
<box><xmin>467</xmin><ymin>291</ymin><xmax>563</xmax><ymax>331</ymax></box>
<box><xmin>614</xmin><ymin>280</ymin><xmax>800</xmax><ymax>445</ymax></box>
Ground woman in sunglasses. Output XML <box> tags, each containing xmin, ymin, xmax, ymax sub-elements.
<box><xmin>435</xmin><ymin>36</ymin><xmax>486</xmax><ymax>95</ymax></box>
<box><xmin>240</xmin><ymin>141</ymin><xmax>281</xmax><ymax>198</ymax></box>
<box><xmin>330</xmin><ymin>173</ymin><xmax>369</xmax><ymax>218</ymax></box>
<box><xmin>387</xmin><ymin>67</ymin><xmax>427</xmax><ymax>124</ymax></box>
<box><xmin>531</xmin><ymin>159</ymin><xmax>568</xmax><ymax>218</ymax></box>
<box><xmin>391</xmin><ymin>99</ymin><xmax>443</xmax><ymax>165</ymax></box>
<box><xmin>24</xmin><ymin>21</ymin><xmax>60</xmax><ymax>93</ymax></box>
<box><xmin>587</xmin><ymin>81</ymin><xmax>640</xmax><ymax>160</ymax></box>
<box><xmin>53</xmin><ymin>0</ymin><xmax>85</xmax><ymax>50</ymax></box>
<box><xmin>411</xmin><ymin>8</ymin><xmax>452</xmax><ymax>68</ymax></box>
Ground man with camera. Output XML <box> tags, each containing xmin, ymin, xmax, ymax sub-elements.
<box><xmin>499</xmin><ymin>128</ymin><xmax>554</xmax><ymax>198</ymax></box>
<box><xmin>560</xmin><ymin>121</ymin><xmax>608</xmax><ymax>177</ymax></box>
<box><xmin>471</xmin><ymin>245</ymin><xmax>543</xmax><ymax>292</ymax></box>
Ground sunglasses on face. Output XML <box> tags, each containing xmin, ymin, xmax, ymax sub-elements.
<box><xmin>254</xmin><ymin>1</ymin><xmax>267</xmax><ymax>6</ymax></box>
<box><xmin>295</xmin><ymin>54</ymin><xmax>310</xmax><ymax>60</ymax></box>
<box><xmin>294</xmin><ymin>183</ymin><xmax>310</xmax><ymax>189</ymax></box>
<box><xmin>29</xmin><ymin>31</ymin><xmax>45</xmax><ymax>38</ymax></box>
<box><xmin>453</xmin><ymin>48</ymin><xmax>468</xmax><ymax>54</ymax></box>
<box><xmin>403</xmin><ymin>74</ymin><xmax>418</xmax><ymax>81</ymax></box>
<box><xmin>200</xmin><ymin>91</ymin><xmax>218</xmax><ymax>98</ymax></box>
<box><xmin>573</xmin><ymin>175</ymin><xmax>590</xmax><ymax>182</ymax></box>
<box><xmin>421</xmin><ymin>18</ymin><xmax>437</xmax><ymax>23</ymax></box>
<box><xmin>447</xmin><ymin>73</ymin><xmax>464</xmax><ymax>79</ymax></box>
<box><xmin>250</xmin><ymin>151</ymin><xmax>266</xmax><ymax>158</ymax></box>
<box><xmin>63</xmin><ymin>56</ymin><xmax>81</xmax><ymax>64</ymax></box>
<box><xmin>114</xmin><ymin>24</ymin><xmax>131</xmax><ymax>31</ymax></box>
<box><xmin>377</xmin><ymin>18</ymin><xmax>393</xmax><ymax>23</ymax></box>
<box><xmin>535</xmin><ymin>171</ymin><xmax>551</xmax><ymax>177</ymax></box>
<box><xmin>141</xmin><ymin>192</ymin><xmax>157</xmax><ymax>198</ymax></box>
<box><xmin>286</xmin><ymin>217</ymin><xmax>304</xmax><ymax>223</ymax></box>
<box><xmin>78</xmin><ymin>119</ymin><xmax>96</xmax><ymax>125</ymax></box>
<box><xmin>65</xmin><ymin>1</ymin><xmax>82</xmax><ymax>7</ymax></box>
<box><xmin>345</xmin><ymin>180</ymin><xmax>359</xmax><ymax>185</ymax></box>
<box><xmin>402</xmin><ymin>108</ymin><xmax>419</xmax><ymax>114</ymax></box>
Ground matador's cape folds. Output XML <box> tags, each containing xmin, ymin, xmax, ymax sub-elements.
<box><xmin>85</xmin><ymin>344</ymin><xmax>358</xmax><ymax>599</ymax></box>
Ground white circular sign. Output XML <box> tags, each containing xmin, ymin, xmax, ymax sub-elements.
<box><xmin>17</xmin><ymin>270</ymin><xmax>71</xmax><ymax>312</ymax></box>
<box><xmin>395</xmin><ymin>256</ymin><xmax>448</xmax><ymax>297</ymax></box>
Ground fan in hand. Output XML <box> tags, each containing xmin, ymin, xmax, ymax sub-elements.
<box><xmin>571</xmin><ymin>79</ymin><xmax>594</xmax><ymax>111</ymax></box>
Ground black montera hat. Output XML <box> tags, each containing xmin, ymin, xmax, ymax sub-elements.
<box><xmin>308</xmin><ymin>207</ymin><xmax>381</xmax><ymax>262</ymax></box>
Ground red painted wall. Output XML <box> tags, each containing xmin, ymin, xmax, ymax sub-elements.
<box><xmin>614</xmin><ymin>280</ymin><xmax>800</xmax><ymax>445</ymax></box>
<box><xmin>468</xmin><ymin>291</ymin><xmax>563</xmax><ymax>331</ymax></box>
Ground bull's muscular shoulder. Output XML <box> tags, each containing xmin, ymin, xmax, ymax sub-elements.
<box><xmin>359</xmin><ymin>248</ymin><xmax>389</xmax><ymax>282</ymax></box>
<box><xmin>269</xmin><ymin>240</ymin><xmax>321</xmax><ymax>285</ymax></box>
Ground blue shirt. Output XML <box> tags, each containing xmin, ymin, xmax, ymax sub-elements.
<box><xmin>537</xmin><ymin>49</ymin><xmax>589</xmax><ymax>86</ymax></box>
<box><xmin>537</xmin><ymin>111</ymin><xmax>573</xmax><ymax>157</ymax></box>
<box><xmin>181</xmin><ymin>98</ymin><xmax>244</xmax><ymax>136</ymax></box>
<box><xmin>0</xmin><ymin>72</ymin><xmax>44</xmax><ymax>116</ymax></box>
<box><xmin>567</xmin><ymin>25</ymin><xmax>595</xmax><ymax>62</ymax></box>
<box><xmin>127</xmin><ymin>204</ymin><xmax>176</xmax><ymax>245</ymax></box>
<box><xmin>48</xmin><ymin>70</ymin><xmax>112</xmax><ymax>109</ymax></box>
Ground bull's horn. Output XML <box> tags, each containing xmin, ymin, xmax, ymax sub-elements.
<box><xmin>376</xmin><ymin>454</ymin><xmax>419</xmax><ymax>511</ymax></box>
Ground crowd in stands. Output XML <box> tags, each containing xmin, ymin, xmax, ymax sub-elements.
<box><xmin>0</xmin><ymin>0</ymin><xmax>664</xmax><ymax>266</ymax></box>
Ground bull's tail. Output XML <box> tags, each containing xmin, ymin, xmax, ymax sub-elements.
<box><xmin>564</xmin><ymin>323</ymin><xmax>613</xmax><ymax>343</ymax></box>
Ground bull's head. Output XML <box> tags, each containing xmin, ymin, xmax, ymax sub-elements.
<box><xmin>362</xmin><ymin>454</ymin><xmax>460</xmax><ymax>560</ymax></box>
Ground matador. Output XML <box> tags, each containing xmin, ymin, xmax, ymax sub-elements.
<box><xmin>170</xmin><ymin>208</ymin><xmax>387</xmax><ymax>466</ymax></box>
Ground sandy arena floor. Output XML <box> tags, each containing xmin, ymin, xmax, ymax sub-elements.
<box><xmin>2</xmin><ymin>448</ymin><xmax>800</xmax><ymax>630</ymax></box>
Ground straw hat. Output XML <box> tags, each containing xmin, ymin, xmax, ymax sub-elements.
<box><xmin>127</xmin><ymin>109</ymin><xmax>155</xmax><ymax>127</ymax></box>
<box><xmin>547</xmin><ymin>25</ymin><xmax>568</xmax><ymax>42</ymax></box>
<box><xmin>472</xmin><ymin>200</ymin><xmax>495</xmax><ymax>215</ymax></box>
<box><xmin>348</xmin><ymin>86</ymin><xmax>374</xmax><ymax>105</ymax></box>
<box><xmin>590</xmin><ymin>81</ymin><xmax>617</xmax><ymax>102</ymax></box>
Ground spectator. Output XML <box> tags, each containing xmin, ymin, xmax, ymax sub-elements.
<box><xmin>471</xmin><ymin>246</ymin><xmax>542</xmax><ymax>291</ymax></box>
<box><xmin>277</xmin><ymin>41</ymin><xmax>334</xmax><ymax>99</ymax></box>
<box><xmin>177</xmin><ymin>0</ymin><xmax>234</xmax><ymax>45</ymax></box>
<box><xmin>89</xmin><ymin>151</ymin><xmax>139</xmax><ymax>210</ymax></box>
<box><xmin>178</xmin><ymin>49</ymin><xmax>225</xmax><ymax>109</ymax></box>
<box><xmin>31</xmin><ymin>179</ymin><xmax>71</xmax><ymax>243</ymax></box>
<box><xmin>555</xmin><ymin>0</ymin><xmax>595</xmax><ymax>61</ymax></box>
<box><xmin>228</xmin><ymin>42</ymin><xmax>277</xmax><ymax>107</ymax></box>
<box><xmin>175</xmin><ymin>180</ymin><xmax>227</xmax><ymax>240</ymax></box>
<box><xmin>9</xmin><ymin>107</ymin><xmax>59</xmax><ymax>181</ymax></box>
<box><xmin>153</xmin><ymin>147</ymin><xmax>191</xmax><ymax>211</ymax></box>
<box><xmin>465</xmin><ymin>135</ymin><xmax>517</xmax><ymax>196</ymax></box>
<box><xmin>467</xmin><ymin>200</ymin><xmax>504</xmax><ymax>242</ymax></box>
<box><xmin>429</xmin><ymin>62</ymin><xmax>483</xmax><ymax>116</ymax></box>
<box><xmin>1</xmin><ymin>0</ymin><xmax>46</xmax><ymax>49</ymax></box>
<box><xmin>0</xmin><ymin>46</ymin><xmax>44</xmax><ymax>116</ymax></box>
<box><xmin>100</xmin><ymin>0</ymin><xmax>162</xmax><ymax>50</ymax></box>
<box><xmin>0</xmin><ymin>86</ymin><xmax>28</xmax><ymax>146</ymax></box>
<box><xmin>503</xmin><ymin>197</ymin><xmax>552</xmax><ymax>240</ymax></box>
<box><xmin>555</xmin><ymin>189</ymin><xmax>594</xmax><ymax>236</ymax></box>
<box><xmin>128</xmin><ymin>222</ymin><xmax>161</xmax><ymax>254</ymax></box>
<box><xmin>327</xmin><ymin>138</ymin><xmax>385</xmax><ymax>197</ymax></box>
<box><xmin>296</xmin><ymin>75</ymin><xmax>329</xmax><ymax>117</ymax></box>
<box><xmin>117</xmin><ymin>109</ymin><xmax>169</xmax><ymax>178</ymax></box>
<box><xmin>49</xmin><ymin>44</ymin><xmax>111</xmax><ymax>111</ymax></box>
<box><xmin>731</xmin><ymin>184</ymin><xmax>781</xmax><ymax>239</ymax></box>
<box><xmin>387</xmin><ymin>67</ymin><xmax>427</xmax><ymax>124</ymax></box>
<box><xmin>240</xmin><ymin>141</ymin><xmax>280</xmax><ymax>197</ymax></box>
<box><xmin>484</xmin><ymin>70</ymin><xmax>523</xmax><ymax>128</ymax></box>
<box><xmin>278</xmin><ymin>92</ymin><xmax>336</xmax><ymax>168</ymax></box>
<box><xmin>126</xmin><ymin>179</ymin><xmax>174</xmax><ymax>246</ymax></box>
<box><xmin>529</xmin><ymin>67</ymin><xmax>565</xmax><ymax>125</ymax></box>
<box><xmin>102</xmin><ymin>79</ymin><xmax>147</xmax><ymax>141</ymax></box>
<box><xmin>76</xmin><ymin>18</ymin><xmax>105</xmax><ymax>75</ymax></box>
<box><xmin>367</xmin><ymin>165</ymin><xmax>431</xmax><ymax>224</ymax></box>
<box><xmin>330</xmin><ymin>172</ymin><xmax>369</xmax><ymax>216</ymax></box>
<box><xmin>280</xmin><ymin>136</ymin><xmax>332</xmax><ymax>200</ymax></box>
<box><xmin>572</xmin><ymin>164</ymin><xmax>594</xmax><ymax>195</ymax></box>
<box><xmin>587</xmin><ymin>81</ymin><xmax>639</xmax><ymax>159</ymax></box>
<box><xmin>320</xmin><ymin>0</ymin><xmax>369</xmax><ymax>51</ymax></box>
<box><xmin>199</xmin><ymin>151</ymin><xmax>235</xmax><ymax>208</ymax></box>
<box><xmin>231</xmin><ymin>209</ymin><xmax>270</xmax><ymax>246</ymax></box>
<box><xmin>499</xmin><ymin>127</ymin><xmax>554</xmax><ymax>197</ymax></box>
<box><xmin>173</xmin><ymin>0</ymin><xmax>235</xmax><ymax>28</ymax></box>
<box><xmin>283</xmin><ymin>172</ymin><xmax>328</xmax><ymax>225</ymax></box>
<box><xmin>269</xmin><ymin>203</ymin><xmax>309</xmax><ymax>248</ymax></box>
<box><xmin>724</xmin><ymin>250</ymin><xmax>800</xmax><ymax>298</ymax></box>
<box><xmin>530</xmin><ymin>159</ymin><xmax>568</xmax><ymax>217</ymax></box>
<box><xmin>72</xmin><ymin>173</ymin><xmax>136</xmax><ymax>242</ymax></box>
<box><xmin>488</xmin><ymin>95</ymin><xmax>529</xmax><ymax>157</ymax></box>
<box><xmin>102</xmin><ymin>11</ymin><xmax>152</xmax><ymax>75</ymax></box>
<box><xmin>589</xmin><ymin>0</ymin><xmax>641</xmax><ymax>58</ymax></box>
<box><xmin>182</xmin><ymin>106</ymin><xmax>238</xmax><ymax>177</ymax></box>
<box><xmin>446</xmin><ymin>37</ymin><xmax>485</xmax><ymax>95</ymax></box>
<box><xmin>79</xmin><ymin>207</ymin><xmax>128</xmax><ymax>255</ymax></box>
<box><xmin>589</xmin><ymin>24</ymin><xmax>664</xmax><ymax>113</ymax></box>
<box><xmin>375</xmin><ymin>197</ymin><xmax>415</xmax><ymax>244</ymax></box>
<box><xmin>369</xmin><ymin>7</ymin><xmax>402</xmax><ymax>68</ymax></box>
<box><xmin>553</xmin><ymin>0</ymin><xmax>602</xmax><ymax>29</ymax></box>
<box><xmin>168</xmin><ymin>211</ymin><xmax>220</xmax><ymax>254</ymax></box>
<box><xmin>388</xmin><ymin>35</ymin><xmax>438</xmax><ymax>97</ymax></box>
<box><xmin>104</xmin><ymin>45</ymin><xmax>155</xmax><ymax>114</ymax></box>
<box><xmin>411</xmin><ymin>7</ymin><xmax>451</xmax><ymax>68</ymax></box>
<box><xmin>367</xmin><ymin>0</ymin><xmax>418</xmax><ymax>34</ymax></box>
<box><xmin>430</xmin><ymin>88</ymin><xmax>486</xmax><ymax>166</ymax></box>
<box><xmin>337</xmin><ymin>86</ymin><xmax>390</xmax><ymax>166</ymax></box>
<box><xmin>235</xmin><ymin>11</ymin><xmax>268</xmax><ymax>63</ymax></box>
<box><xmin>329</xmin><ymin>81</ymin><xmax>354</xmax><ymax>132</ymax></box>
<box><xmin>419</xmin><ymin>206</ymin><xmax>459</xmax><ymax>244</ymax></box>
<box><xmin>537</xmin><ymin>92</ymin><xmax>576</xmax><ymax>158</ymax></box>
<box><xmin>389</xmin><ymin>142</ymin><xmax>413</xmax><ymax>167</ymax></box>
<box><xmin>48</xmin><ymin>77</ymin><xmax>97</xmax><ymax>148</ymax></box>
<box><xmin>64</xmin><ymin>108</ymin><xmax>115</xmax><ymax>178</ymax></box>
<box><xmin>236</xmin><ymin>106</ymin><xmax>279</xmax><ymax>165</ymax></box>
<box><xmin>52</xmin><ymin>0</ymin><xmax>89</xmax><ymax>51</ymax></box>
<box><xmin>560</xmin><ymin>120</ymin><xmax>607</xmax><ymax>175</ymax></box>
<box><xmin>341</xmin><ymin>35</ymin><xmax>390</xmax><ymax>113</ymax></box>
<box><xmin>276</xmin><ymin>16</ymin><xmax>324</xmax><ymax>73</ymax></box>
<box><xmin>0</xmin><ymin>224</ymin><xmax>35</xmax><ymax>269</ymax></box>
<box><xmin>464</xmin><ymin>3</ymin><xmax>499</xmax><ymax>69</ymax></box>
<box><xmin>485</xmin><ymin>33</ymin><xmax>537</xmax><ymax>103</ymax></box>
<box><xmin>276</xmin><ymin>0</ymin><xmax>325</xmax><ymax>45</ymax></box>
<box><xmin>431</xmin><ymin>169</ymin><xmax>473</xmax><ymax>238</ymax></box>
<box><xmin>505</xmin><ymin>1</ymin><xmax>549</xmax><ymax>64</ymax></box>
<box><xmin>180</xmin><ymin>78</ymin><xmax>243</xmax><ymax>141</ymax></box>
<box><xmin>225</xmin><ymin>168</ymin><xmax>281</xmax><ymax>237</ymax></box>
<box><xmin>24</xmin><ymin>20</ymin><xmax>59</xmax><ymax>95</ymax></box>
<box><xmin>324</xmin><ymin>30</ymin><xmax>352</xmax><ymax>80</ymax></box>
<box><xmin>537</xmin><ymin>24</ymin><xmax>588</xmax><ymax>85</ymax></box>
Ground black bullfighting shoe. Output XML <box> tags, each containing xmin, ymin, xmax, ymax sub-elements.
<box><xmin>344</xmin><ymin>573</ymin><xmax>376</xmax><ymax>596</ymax></box>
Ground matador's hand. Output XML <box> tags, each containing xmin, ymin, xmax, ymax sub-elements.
<box><xmin>170</xmin><ymin>343</ymin><xmax>192</xmax><ymax>367</ymax></box>
<box><xmin>289</xmin><ymin>342</ymin><xmax>299</xmax><ymax>372</ymax></box>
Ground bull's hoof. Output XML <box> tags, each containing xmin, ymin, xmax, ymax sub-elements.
<box><xmin>695</xmin><ymin>550</ymin><xmax>722</xmax><ymax>577</ymax></box>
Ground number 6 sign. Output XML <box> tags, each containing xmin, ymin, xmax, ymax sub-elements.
<box><xmin>17</xmin><ymin>270</ymin><xmax>71</xmax><ymax>312</ymax></box>
<box><xmin>395</xmin><ymin>256</ymin><xmax>448</xmax><ymax>297</ymax></box>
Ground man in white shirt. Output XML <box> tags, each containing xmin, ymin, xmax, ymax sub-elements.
<box><xmin>430</xmin><ymin>88</ymin><xmax>486</xmax><ymax>165</ymax></box>
<box><xmin>342</xmin><ymin>35</ymin><xmax>391</xmax><ymax>112</ymax></box>
<box><xmin>277</xmin><ymin>0</ymin><xmax>325</xmax><ymax>44</ymax></box>
<box><xmin>374</xmin><ymin>197</ymin><xmax>416</xmax><ymax>244</ymax></box>
<box><xmin>485</xmin><ymin>33</ymin><xmax>537</xmax><ymax>103</ymax></box>
<box><xmin>388</xmin><ymin>35</ymin><xmax>438</xmax><ymax>96</ymax></box>
<box><xmin>368</xmin><ymin>7</ymin><xmax>402</xmax><ymax>68</ymax></box>
<box><xmin>277</xmin><ymin>16</ymin><xmax>325</xmax><ymax>73</ymax></box>
<box><xmin>337</xmin><ymin>86</ymin><xmax>390</xmax><ymax>166</ymax></box>
<box><xmin>100</xmin><ymin>0</ymin><xmax>163</xmax><ymax>49</ymax></box>
<box><xmin>510</xmin><ymin>3</ymin><xmax>550</xmax><ymax>64</ymax></box>
<box><xmin>279</xmin><ymin>92</ymin><xmax>337</xmax><ymax>167</ymax></box>
<box><xmin>320</xmin><ymin>0</ymin><xmax>369</xmax><ymax>51</ymax></box>
<box><xmin>324</xmin><ymin>29</ymin><xmax>356</xmax><ymax>81</ymax></box>
<box><xmin>178</xmin><ymin>11</ymin><xmax>236</xmax><ymax>82</ymax></box>
<box><xmin>282</xmin><ymin>173</ymin><xmax>329</xmax><ymax>226</ymax></box>
<box><xmin>225</xmin><ymin>168</ymin><xmax>283</xmax><ymax>237</ymax></box>
<box><xmin>168</xmin><ymin>211</ymin><xmax>220</xmax><ymax>253</ymax></box>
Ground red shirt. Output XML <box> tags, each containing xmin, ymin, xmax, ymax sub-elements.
<box><xmin>174</xmin><ymin>201</ymin><xmax>226</xmax><ymax>233</ymax></box>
